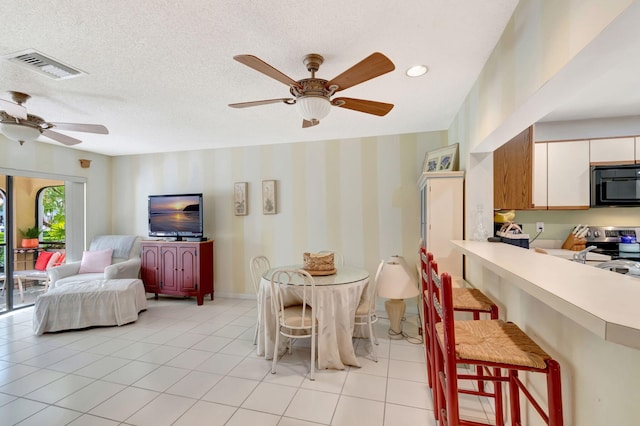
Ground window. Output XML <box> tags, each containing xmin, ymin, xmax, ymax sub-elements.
<box><xmin>37</xmin><ymin>185</ymin><xmax>65</xmax><ymax>246</ymax></box>
<box><xmin>0</xmin><ymin>189</ymin><xmax>5</xmax><ymax>275</ymax></box>
<box><xmin>0</xmin><ymin>188</ymin><xmax>5</xmax><ymax>235</ymax></box>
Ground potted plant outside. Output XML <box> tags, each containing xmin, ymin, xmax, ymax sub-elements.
<box><xmin>19</xmin><ymin>226</ymin><xmax>42</xmax><ymax>248</ymax></box>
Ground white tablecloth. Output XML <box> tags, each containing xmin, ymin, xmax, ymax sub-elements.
<box><xmin>256</xmin><ymin>266</ymin><xmax>369</xmax><ymax>370</ymax></box>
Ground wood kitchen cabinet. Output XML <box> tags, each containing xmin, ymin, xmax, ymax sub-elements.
<box><xmin>141</xmin><ymin>240</ymin><xmax>214</xmax><ymax>305</ymax></box>
<box><xmin>418</xmin><ymin>171</ymin><xmax>464</xmax><ymax>278</ymax></box>
<box><xmin>493</xmin><ymin>127</ymin><xmax>535</xmax><ymax>210</ymax></box>
<box><xmin>494</xmin><ymin>127</ymin><xmax>590</xmax><ymax>210</ymax></box>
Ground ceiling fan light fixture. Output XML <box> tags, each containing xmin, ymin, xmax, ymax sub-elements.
<box><xmin>296</xmin><ymin>95</ymin><xmax>331</xmax><ymax>121</ymax></box>
<box><xmin>0</xmin><ymin>122</ymin><xmax>40</xmax><ymax>143</ymax></box>
<box><xmin>406</xmin><ymin>64</ymin><xmax>428</xmax><ymax>77</ymax></box>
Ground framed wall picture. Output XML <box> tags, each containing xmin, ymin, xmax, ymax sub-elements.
<box><xmin>262</xmin><ymin>180</ymin><xmax>277</xmax><ymax>214</ymax></box>
<box><xmin>234</xmin><ymin>182</ymin><xmax>248</xmax><ymax>216</ymax></box>
<box><xmin>423</xmin><ymin>143</ymin><xmax>459</xmax><ymax>172</ymax></box>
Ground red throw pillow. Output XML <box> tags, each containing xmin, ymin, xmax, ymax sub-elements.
<box><xmin>34</xmin><ymin>251</ymin><xmax>54</xmax><ymax>271</ymax></box>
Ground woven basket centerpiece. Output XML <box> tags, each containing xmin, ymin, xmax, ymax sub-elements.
<box><xmin>303</xmin><ymin>252</ymin><xmax>337</xmax><ymax>276</ymax></box>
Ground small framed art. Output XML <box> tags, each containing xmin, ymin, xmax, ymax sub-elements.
<box><xmin>234</xmin><ymin>182</ymin><xmax>248</xmax><ymax>216</ymax></box>
<box><xmin>262</xmin><ymin>180</ymin><xmax>277</xmax><ymax>214</ymax></box>
<box><xmin>423</xmin><ymin>143</ymin><xmax>459</xmax><ymax>172</ymax></box>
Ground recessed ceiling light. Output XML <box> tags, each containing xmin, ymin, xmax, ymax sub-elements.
<box><xmin>406</xmin><ymin>65</ymin><xmax>428</xmax><ymax>77</ymax></box>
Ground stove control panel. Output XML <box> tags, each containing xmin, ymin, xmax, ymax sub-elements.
<box><xmin>585</xmin><ymin>226</ymin><xmax>640</xmax><ymax>243</ymax></box>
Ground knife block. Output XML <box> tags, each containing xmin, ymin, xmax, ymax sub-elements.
<box><xmin>561</xmin><ymin>234</ymin><xmax>587</xmax><ymax>251</ymax></box>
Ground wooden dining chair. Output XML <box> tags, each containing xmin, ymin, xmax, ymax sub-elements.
<box><xmin>430</xmin><ymin>262</ymin><xmax>563</xmax><ymax>425</ymax></box>
<box><xmin>250</xmin><ymin>255</ymin><xmax>271</xmax><ymax>345</ymax></box>
<box><xmin>270</xmin><ymin>268</ymin><xmax>317</xmax><ymax>381</ymax></box>
<box><xmin>353</xmin><ymin>259</ymin><xmax>384</xmax><ymax>361</ymax></box>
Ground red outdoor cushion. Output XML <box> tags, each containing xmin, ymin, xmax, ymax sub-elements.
<box><xmin>34</xmin><ymin>251</ymin><xmax>54</xmax><ymax>271</ymax></box>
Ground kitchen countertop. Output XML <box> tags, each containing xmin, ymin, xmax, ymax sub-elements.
<box><xmin>452</xmin><ymin>240</ymin><xmax>640</xmax><ymax>350</ymax></box>
<box><xmin>530</xmin><ymin>247</ymin><xmax>611</xmax><ymax>261</ymax></box>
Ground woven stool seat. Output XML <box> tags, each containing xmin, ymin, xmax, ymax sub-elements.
<box><xmin>452</xmin><ymin>288</ymin><xmax>496</xmax><ymax>312</ymax></box>
<box><xmin>435</xmin><ymin>319</ymin><xmax>551</xmax><ymax>370</ymax></box>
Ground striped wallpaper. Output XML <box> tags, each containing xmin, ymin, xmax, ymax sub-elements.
<box><xmin>111</xmin><ymin>131</ymin><xmax>447</xmax><ymax>297</ymax></box>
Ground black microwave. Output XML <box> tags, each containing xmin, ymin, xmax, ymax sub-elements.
<box><xmin>591</xmin><ymin>165</ymin><xmax>640</xmax><ymax>207</ymax></box>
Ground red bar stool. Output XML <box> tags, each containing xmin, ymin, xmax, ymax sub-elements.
<box><xmin>429</xmin><ymin>262</ymin><xmax>563</xmax><ymax>426</ymax></box>
<box><xmin>419</xmin><ymin>249</ymin><xmax>498</xmax><ymax>396</ymax></box>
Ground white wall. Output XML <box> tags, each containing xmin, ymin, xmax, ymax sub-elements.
<box><xmin>111</xmin><ymin>131</ymin><xmax>447</xmax><ymax>297</ymax></box>
<box><xmin>0</xmin><ymin>135</ymin><xmax>112</xmax><ymax>254</ymax></box>
<box><xmin>535</xmin><ymin>116</ymin><xmax>640</xmax><ymax>142</ymax></box>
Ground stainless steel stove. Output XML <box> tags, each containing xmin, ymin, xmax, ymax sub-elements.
<box><xmin>585</xmin><ymin>226</ymin><xmax>640</xmax><ymax>261</ymax></box>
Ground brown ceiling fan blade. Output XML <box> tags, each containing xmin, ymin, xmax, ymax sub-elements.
<box><xmin>326</xmin><ymin>52</ymin><xmax>395</xmax><ymax>92</ymax></box>
<box><xmin>0</xmin><ymin>98</ymin><xmax>27</xmax><ymax>119</ymax></box>
<box><xmin>42</xmin><ymin>129</ymin><xmax>82</xmax><ymax>145</ymax></box>
<box><xmin>50</xmin><ymin>122</ymin><xmax>109</xmax><ymax>134</ymax></box>
<box><xmin>234</xmin><ymin>55</ymin><xmax>302</xmax><ymax>89</ymax></box>
<box><xmin>229</xmin><ymin>98</ymin><xmax>294</xmax><ymax>108</ymax></box>
<box><xmin>332</xmin><ymin>97</ymin><xmax>394</xmax><ymax>116</ymax></box>
<box><xmin>302</xmin><ymin>119</ymin><xmax>319</xmax><ymax>128</ymax></box>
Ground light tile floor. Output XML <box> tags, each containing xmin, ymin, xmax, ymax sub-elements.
<box><xmin>0</xmin><ymin>296</ymin><xmax>495</xmax><ymax>425</ymax></box>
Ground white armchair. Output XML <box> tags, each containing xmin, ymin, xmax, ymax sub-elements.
<box><xmin>48</xmin><ymin>235</ymin><xmax>142</xmax><ymax>288</ymax></box>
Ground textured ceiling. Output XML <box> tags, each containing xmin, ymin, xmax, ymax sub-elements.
<box><xmin>0</xmin><ymin>1</ymin><xmax>522</xmax><ymax>156</ymax></box>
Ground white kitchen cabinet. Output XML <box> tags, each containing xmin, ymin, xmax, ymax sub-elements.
<box><xmin>635</xmin><ymin>137</ymin><xmax>640</xmax><ymax>163</ymax></box>
<box><xmin>590</xmin><ymin>137</ymin><xmax>635</xmax><ymax>165</ymax></box>
<box><xmin>418</xmin><ymin>171</ymin><xmax>464</xmax><ymax>277</ymax></box>
<box><xmin>533</xmin><ymin>142</ymin><xmax>548</xmax><ymax>208</ymax></box>
<box><xmin>547</xmin><ymin>140</ymin><xmax>590</xmax><ymax>209</ymax></box>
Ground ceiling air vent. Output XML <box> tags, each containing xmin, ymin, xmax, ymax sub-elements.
<box><xmin>2</xmin><ymin>49</ymin><xmax>85</xmax><ymax>80</ymax></box>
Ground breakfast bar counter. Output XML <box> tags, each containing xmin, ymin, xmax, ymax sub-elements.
<box><xmin>451</xmin><ymin>240</ymin><xmax>640</xmax><ymax>349</ymax></box>
<box><xmin>451</xmin><ymin>240</ymin><xmax>640</xmax><ymax>425</ymax></box>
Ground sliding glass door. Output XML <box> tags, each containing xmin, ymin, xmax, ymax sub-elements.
<box><xmin>0</xmin><ymin>186</ymin><xmax>6</xmax><ymax>313</ymax></box>
<box><xmin>0</xmin><ymin>170</ymin><xmax>85</xmax><ymax>314</ymax></box>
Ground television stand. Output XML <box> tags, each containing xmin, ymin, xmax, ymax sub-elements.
<box><xmin>170</xmin><ymin>236</ymin><xmax>207</xmax><ymax>242</ymax></box>
<box><xmin>140</xmin><ymin>240</ymin><xmax>214</xmax><ymax>305</ymax></box>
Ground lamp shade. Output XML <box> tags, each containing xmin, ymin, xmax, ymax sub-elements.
<box><xmin>377</xmin><ymin>260</ymin><xmax>420</xmax><ymax>299</ymax></box>
<box><xmin>0</xmin><ymin>122</ymin><xmax>40</xmax><ymax>143</ymax></box>
<box><xmin>296</xmin><ymin>95</ymin><xmax>331</xmax><ymax>121</ymax></box>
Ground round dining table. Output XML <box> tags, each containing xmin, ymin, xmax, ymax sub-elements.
<box><xmin>256</xmin><ymin>265</ymin><xmax>369</xmax><ymax>370</ymax></box>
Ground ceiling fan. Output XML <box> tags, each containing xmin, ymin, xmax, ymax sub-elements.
<box><xmin>229</xmin><ymin>52</ymin><xmax>395</xmax><ymax>128</ymax></box>
<box><xmin>0</xmin><ymin>91</ymin><xmax>108</xmax><ymax>146</ymax></box>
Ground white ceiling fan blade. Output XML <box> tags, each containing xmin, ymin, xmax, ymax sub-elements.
<box><xmin>42</xmin><ymin>129</ymin><xmax>82</xmax><ymax>145</ymax></box>
<box><xmin>0</xmin><ymin>98</ymin><xmax>27</xmax><ymax>120</ymax></box>
<box><xmin>49</xmin><ymin>122</ymin><xmax>109</xmax><ymax>134</ymax></box>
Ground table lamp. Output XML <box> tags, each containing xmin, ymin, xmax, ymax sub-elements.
<box><xmin>377</xmin><ymin>259</ymin><xmax>420</xmax><ymax>336</ymax></box>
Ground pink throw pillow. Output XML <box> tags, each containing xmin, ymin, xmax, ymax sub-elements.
<box><xmin>46</xmin><ymin>252</ymin><xmax>62</xmax><ymax>269</ymax></box>
<box><xmin>78</xmin><ymin>249</ymin><xmax>113</xmax><ymax>273</ymax></box>
<box><xmin>34</xmin><ymin>251</ymin><xmax>54</xmax><ymax>271</ymax></box>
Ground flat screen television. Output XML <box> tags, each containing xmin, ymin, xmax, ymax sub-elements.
<box><xmin>148</xmin><ymin>193</ymin><xmax>203</xmax><ymax>240</ymax></box>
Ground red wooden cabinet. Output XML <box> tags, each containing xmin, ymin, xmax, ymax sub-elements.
<box><xmin>140</xmin><ymin>240</ymin><xmax>214</xmax><ymax>305</ymax></box>
<box><xmin>140</xmin><ymin>244</ymin><xmax>160</xmax><ymax>293</ymax></box>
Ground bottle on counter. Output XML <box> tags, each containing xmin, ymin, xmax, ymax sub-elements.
<box><xmin>472</xmin><ymin>204</ymin><xmax>490</xmax><ymax>241</ymax></box>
